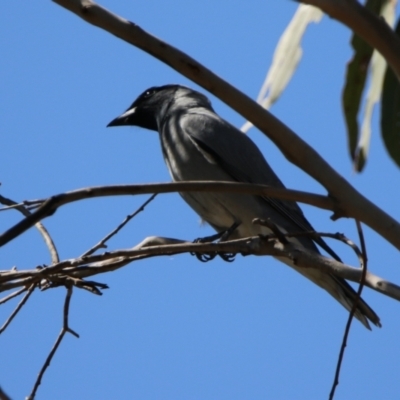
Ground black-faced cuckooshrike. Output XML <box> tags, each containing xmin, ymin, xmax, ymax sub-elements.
<box><xmin>108</xmin><ymin>84</ymin><xmax>380</xmax><ymax>329</ymax></box>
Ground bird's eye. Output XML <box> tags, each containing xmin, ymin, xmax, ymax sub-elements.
<box><xmin>143</xmin><ymin>89</ymin><xmax>155</xmax><ymax>98</ymax></box>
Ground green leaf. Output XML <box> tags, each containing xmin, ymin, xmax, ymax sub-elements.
<box><xmin>354</xmin><ymin>0</ymin><xmax>395</xmax><ymax>172</ymax></box>
<box><xmin>381</xmin><ymin>18</ymin><xmax>400</xmax><ymax>168</ymax></box>
<box><xmin>342</xmin><ymin>0</ymin><xmax>385</xmax><ymax>160</ymax></box>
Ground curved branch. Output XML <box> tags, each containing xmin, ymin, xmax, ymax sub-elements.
<box><xmin>51</xmin><ymin>0</ymin><xmax>400</xmax><ymax>251</ymax></box>
<box><xmin>0</xmin><ymin>182</ymin><xmax>334</xmax><ymax>248</ymax></box>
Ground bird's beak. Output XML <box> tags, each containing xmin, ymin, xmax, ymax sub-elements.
<box><xmin>107</xmin><ymin>107</ymin><xmax>137</xmax><ymax>127</ymax></box>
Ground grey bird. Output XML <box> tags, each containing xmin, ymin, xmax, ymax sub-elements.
<box><xmin>108</xmin><ymin>84</ymin><xmax>380</xmax><ymax>329</ymax></box>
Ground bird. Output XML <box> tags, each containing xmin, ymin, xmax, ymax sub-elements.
<box><xmin>107</xmin><ymin>84</ymin><xmax>381</xmax><ymax>329</ymax></box>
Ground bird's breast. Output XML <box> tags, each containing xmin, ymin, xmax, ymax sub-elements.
<box><xmin>158</xmin><ymin>117</ymin><xmax>279</xmax><ymax>237</ymax></box>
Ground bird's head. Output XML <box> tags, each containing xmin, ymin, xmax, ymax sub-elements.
<box><xmin>107</xmin><ymin>84</ymin><xmax>212</xmax><ymax>131</ymax></box>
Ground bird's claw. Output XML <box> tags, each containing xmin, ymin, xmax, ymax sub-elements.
<box><xmin>191</xmin><ymin>251</ymin><xmax>235</xmax><ymax>263</ymax></box>
<box><xmin>192</xmin><ymin>251</ymin><xmax>217</xmax><ymax>262</ymax></box>
<box><xmin>191</xmin><ymin>222</ymin><xmax>240</xmax><ymax>263</ymax></box>
<box><xmin>218</xmin><ymin>252</ymin><xmax>235</xmax><ymax>262</ymax></box>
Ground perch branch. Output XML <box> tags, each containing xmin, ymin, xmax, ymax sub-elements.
<box><xmin>1</xmin><ymin>235</ymin><xmax>399</xmax><ymax>302</ymax></box>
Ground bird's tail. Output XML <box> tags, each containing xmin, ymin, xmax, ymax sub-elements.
<box><xmin>327</xmin><ymin>274</ymin><xmax>381</xmax><ymax>330</ymax></box>
<box><xmin>278</xmin><ymin>257</ymin><xmax>381</xmax><ymax>329</ymax></box>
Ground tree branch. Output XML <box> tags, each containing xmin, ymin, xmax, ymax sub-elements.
<box><xmin>0</xmin><ymin>194</ymin><xmax>59</xmax><ymax>263</ymax></box>
<box><xmin>1</xmin><ymin>234</ymin><xmax>400</xmax><ymax>302</ymax></box>
<box><xmin>0</xmin><ymin>182</ymin><xmax>334</xmax><ymax>248</ymax></box>
<box><xmin>81</xmin><ymin>193</ymin><xmax>157</xmax><ymax>257</ymax></box>
<box><xmin>0</xmin><ymin>287</ymin><xmax>27</xmax><ymax>305</ymax></box>
<box><xmin>0</xmin><ymin>284</ymin><xmax>36</xmax><ymax>334</ymax></box>
<box><xmin>27</xmin><ymin>286</ymin><xmax>79</xmax><ymax>400</ymax></box>
<box><xmin>330</xmin><ymin>220</ymin><xmax>368</xmax><ymax>399</ymax></box>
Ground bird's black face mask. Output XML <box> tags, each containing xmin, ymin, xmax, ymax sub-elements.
<box><xmin>107</xmin><ymin>85</ymin><xmax>177</xmax><ymax>131</ymax></box>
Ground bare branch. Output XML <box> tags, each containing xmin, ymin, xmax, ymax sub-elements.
<box><xmin>51</xmin><ymin>0</ymin><xmax>400</xmax><ymax>251</ymax></box>
<box><xmin>0</xmin><ymin>194</ymin><xmax>59</xmax><ymax>264</ymax></box>
<box><xmin>0</xmin><ymin>202</ymin><xmax>27</xmax><ymax>212</ymax></box>
<box><xmin>0</xmin><ymin>277</ymin><xmax>35</xmax><ymax>293</ymax></box>
<box><xmin>27</xmin><ymin>286</ymin><xmax>78</xmax><ymax>400</ymax></box>
<box><xmin>329</xmin><ymin>220</ymin><xmax>368</xmax><ymax>400</ymax></box>
<box><xmin>40</xmin><ymin>275</ymin><xmax>108</xmax><ymax>295</ymax></box>
<box><xmin>0</xmin><ymin>287</ymin><xmax>27</xmax><ymax>305</ymax></box>
<box><xmin>0</xmin><ymin>182</ymin><xmax>334</xmax><ymax>248</ymax></box>
<box><xmin>81</xmin><ymin>193</ymin><xmax>157</xmax><ymax>257</ymax></box>
<box><xmin>0</xmin><ymin>284</ymin><xmax>35</xmax><ymax>334</ymax></box>
<box><xmin>1</xmin><ymin>234</ymin><xmax>399</xmax><ymax>302</ymax></box>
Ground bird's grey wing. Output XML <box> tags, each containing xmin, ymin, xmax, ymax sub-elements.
<box><xmin>180</xmin><ymin>109</ymin><xmax>340</xmax><ymax>260</ymax></box>
<box><xmin>179</xmin><ymin>109</ymin><xmax>381</xmax><ymax>329</ymax></box>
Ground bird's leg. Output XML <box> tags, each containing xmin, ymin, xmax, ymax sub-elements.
<box><xmin>191</xmin><ymin>222</ymin><xmax>240</xmax><ymax>263</ymax></box>
<box><xmin>218</xmin><ymin>221</ymin><xmax>240</xmax><ymax>241</ymax></box>
<box><xmin>217</xmin><ymin>222</ymin><xmax>240</xmax><ymax>262</ymax></box>
<box><xmin>194</xmin><ymin>230</ymin><xmax>226</xmax><ymax>244</ymax></box>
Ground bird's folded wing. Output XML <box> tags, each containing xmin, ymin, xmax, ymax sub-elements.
<box><xmin>181</xmin><ymin>110</ymin><xmax>340</xmax><ymax>260</ymax></box>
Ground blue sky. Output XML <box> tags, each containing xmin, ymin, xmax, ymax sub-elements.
<box><xmin>2</xmin><ymin>1</ymin><xmax>400</xmax><ymax>399</ymax></box>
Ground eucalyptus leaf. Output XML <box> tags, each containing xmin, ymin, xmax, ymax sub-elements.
<box><xmin>342</xmin><ymin>0</ymin><xmax>385</xmax><ymax>161</ymax></box>
<box><xmin>381</xmin><ymin>18</ymin><xmax>400</xmax><ymax>168</ymax></box>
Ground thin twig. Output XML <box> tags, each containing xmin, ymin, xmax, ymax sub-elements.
<box><xmin>0</xmin><ymin>194</ymin><xmax>59</xmax><ymax>264</ymax></box>
<box><xmin>81</xmin><ymin>193</ymin><xmax>157</xmax><ymax>257</ymax></box>
<box><xmin>27</xmin><ymin>286</ymin><xmax>79</xmax><ymax>400</ymax></box>
<box><xmin>285</xmin><ymin>230</ymin><xmax>363</xmax><ymax>262</ymax></box>
<box><xmin>0</xmin><ymin>202</ymin><xmax>27</xmax><ymax>211</ymax></box>
<box><xmin>0</xmin><ymin>284</ymin><xmax>36</xmax><ymax>334</ymax></box>
<box><xmin>41</xmin><ymin>276</ymin><xmax>109</xmax><ymax>295</ymax></box>
<box><xmin>329</xmin><ymin>220</ymin><xmax>368</xmax><ymax>400</ymax></box>
<box><xmin>0</xmin><ymin>286</ymin><xmax>27</xmax><ymax>305</ymax></box>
